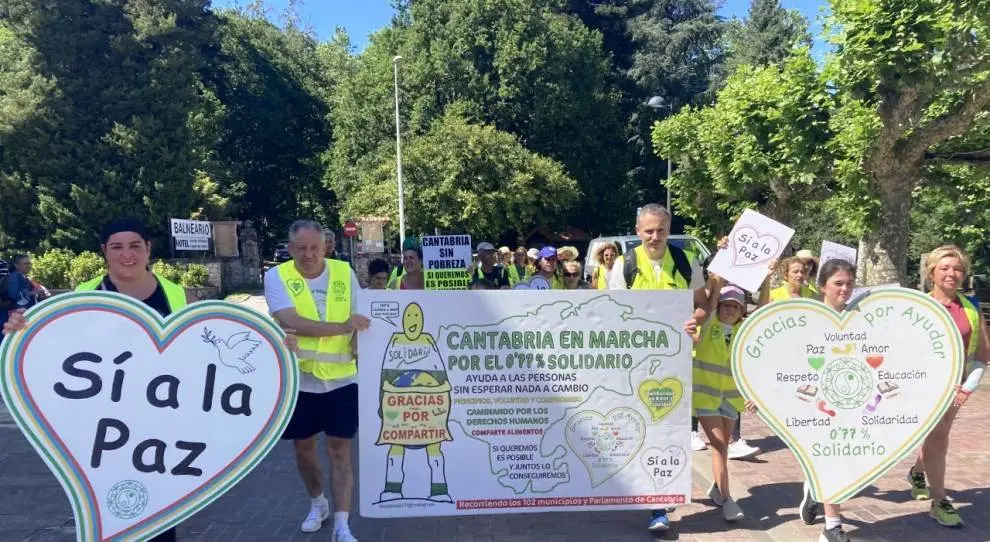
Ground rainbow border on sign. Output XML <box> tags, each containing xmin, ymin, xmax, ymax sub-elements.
<box><xmin>731</xmin><ymin>288</ymin><xmax>963</xmax><ymax>504</ymax></box>
<box><xmin>0</xmin><ymin>291</ymin><xmax>299</xmax><ymax>542</ymax></box>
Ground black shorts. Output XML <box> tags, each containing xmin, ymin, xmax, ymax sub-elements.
<box><xmin>281</xmin><ymin>384</ymin><xmax>359</xmax><ymax>440</ymax></box>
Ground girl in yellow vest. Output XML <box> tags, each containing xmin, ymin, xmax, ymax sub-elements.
<box><xmin>759</xmin><ymin>256</ymin><xmax>816</xmax><ymax>306</ymax></box>
<box><xmin>905</xmin><ymin>245</ymin><xmax>989</xmax><ymax>528</ymax></box>
<box><xmin>691</xmin><ymin>278</ymin><xmax>753</xmax><ymax>522</ymax></box>
<box><xmin>591</xmin><ymin>241</ymin><xmax>620</xmax><ymax>289</ymax></box>
<box><xmin>1</xmin><ymin>218</ymin><xmax>298</xmax><ymax>542</ymax></box>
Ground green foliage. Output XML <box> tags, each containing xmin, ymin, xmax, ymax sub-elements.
<box><xmin>152</xmin><ymin>260</ymin><xmax>185</xmax><ymax>284</ymax></box>
<box><xmin>652</xmin><ymin>49</ymin><xmax>833</xmax><ymax>238</ymax></box>
<box><xmin>722</xmin><ymin>0</ymin><xmax>812</xmax><ymax>79</ymax></box>
<box><xmin>31</xmin><ymin>249</ymin><xmax>76</xmax><ymax>290</ymax></box>
<box><xmin>342</xmin><ymin>108</ymin><xmax>580</xmax><ymax>241</ymax></box>
<box><xmin>910</xmin><ymin>166</ymin><xmax>990</xmax><ymax>277</ymax></box>
<box><xmin>181</xmin><ymin>264</ymin><xmax>211</xmax><ymax>287</ymax></box>
<box><xmin>67</xmin><ymin>252</ymin><xmax>106</xmax><ymax>288</ymax></box>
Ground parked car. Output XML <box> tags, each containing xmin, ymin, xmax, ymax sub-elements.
<box><xmin>273</xmin><ymin>243</ymin><xmax>291</xmax><ymax>263</ymax></box>
<box><xmin>583</xmin><ymin>234</ymin><xmax>711</xmax><ymax>284</ymax></box>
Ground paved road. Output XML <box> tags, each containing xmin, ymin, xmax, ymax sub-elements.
<box><xmin>2</xmin><ymin>295</ymin><xmax>987</xmax><ymax>541</ymax></box>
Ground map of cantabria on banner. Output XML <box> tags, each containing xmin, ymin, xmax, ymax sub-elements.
<box><xmin>358</xmin><ymin>290</ymin><xmax>693</xmax><ymax>517</ymax></box>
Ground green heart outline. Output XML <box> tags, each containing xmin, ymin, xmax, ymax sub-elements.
<box><xmin>731</xmin><ymin>288</ymin><xmax>963</xmax><ymax>504</ymax></box>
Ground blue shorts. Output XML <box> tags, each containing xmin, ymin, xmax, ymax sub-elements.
<box><xmin>694</xmin><ymin>399</ymin><xmax>740</xmax><ymax>421</ymax></box>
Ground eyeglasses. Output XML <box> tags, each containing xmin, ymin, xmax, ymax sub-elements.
<box><xmin>563</xmin><ymin>272</ymin><xmax>579</xmax><ymax>278</ymax></box>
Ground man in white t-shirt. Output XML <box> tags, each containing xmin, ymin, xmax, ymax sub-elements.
<box><xmin>264</xmin><ymin>220</ymin><xmax>369</xmax><ymax>541</ymax></box>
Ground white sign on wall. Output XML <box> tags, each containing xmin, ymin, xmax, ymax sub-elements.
<box><xmin>170</xmin><ymin>219</ymin><xmax>213</xmax><ymax>251</ymax></box>
<box><xmin>818</xmin><ymin>240</ymin><xmax>858</xmax><ymax>281</ymax></box>
<box><xmin>357</xmin><ymin>290</ymin><xmax>694</xmax><ymax>517</ymax></box>
<box><xmin>707</xmin><ymin>209</ymin><xmax>795</xmax><ymax>292</ymax></box>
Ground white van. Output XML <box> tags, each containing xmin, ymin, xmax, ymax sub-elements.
<box><xmin>583</xmin><ymin>234</ymin><xmax>711</xmax><ymax>284</ymax></box>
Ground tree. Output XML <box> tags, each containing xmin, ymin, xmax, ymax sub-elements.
<box><xmin>652</xmin><ymin>49</ymin><xmax>833</xmax><ymax>241</ymax></box>
<box><xmin>341</xmin><ymin>108</ymin><xmax>580</xmax><ymax>242</ymax></box>
<box><xmin>723</xmin><ymin>0</ymin><xmax>811</xmax><ymax>74</ymax></box>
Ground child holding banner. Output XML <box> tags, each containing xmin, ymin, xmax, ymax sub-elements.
<box><xmin>905</xmin><ymin>245</ymin><xmax>990</xmax><ymax>528</ymax></box>
<box><xmin>692</xmin><ymin>276</ymin><xmax>751</xmax><ymax>522</ymax></box>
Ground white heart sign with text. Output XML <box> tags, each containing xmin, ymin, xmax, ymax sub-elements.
<box><xmin>730</xmin><ymin>227</ymin><xmax>781</xmax><ymax>267</ymax></box>
<box><xmin>0</xmin><ymin>292</ymin><xmax>298</xmax><ymax>542</ymax></box>
<box><xmin>731</xmin><ymin>288</ymin><xmax>963</xmax><ymax>503</ymax></box>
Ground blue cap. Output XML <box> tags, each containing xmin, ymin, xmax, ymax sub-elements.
<box><xmin>538</xmin><ymin>246</ymin><xmax>558</xmax><ymax>260</ymax></box>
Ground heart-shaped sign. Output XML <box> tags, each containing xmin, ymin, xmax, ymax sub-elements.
<box><xmin>639</xmin><ymin>446</ymin><xmax>687</xmax><ymax>490</ymax></box>
<box><xmin>637</xmin><ymin>378</ymin><xmax>683</xmax><ymax>422</ymax></box>
<box><xmin>732</xmin><ymin>288</ymin><xmax>963</xmax><ymax>503</ymax></box>
<box><xmin>0</xmin><ymin>292</ymin><xmax>298</xmax><ymax>542</ymax></box>
<box><xmin>565</xmin><ymin>408</ymin><xmax>645</xmax><ymax>487</ymax></box>
<box><xmin>730</xmin><ymin>226</ymin><xmax>781</xmax><ymax>267</ymax></box>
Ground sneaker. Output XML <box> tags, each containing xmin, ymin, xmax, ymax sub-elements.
<box><xmin>907</xmin><ymin>467</ymin><xmax>930</xmax><ymax>500</ymax></box>
<box><xmin>691</xmin><ymin>431</ymin><xmax>707</xmax><ymax>451</ymax></box>
<box><xmin>722</xmin><ymin>498</ymin><xmax>744</xmax><ymax>522</ymax></box>
<box><xmin>647</xmin><ymin>509</ymin><xmax>670</xmax><ymax>531</ymax></box>
<box><xmin>300</xmin><ymin>499</ymin><xmax>330</xmax><ymax>533</ymax></box>
<box><xmin>707</xmin><ymin>481</ymin><xmax>725</xmax><ymax>506</ymax></box>
<box><xmin>728</xmin><ymin>439</ymin><xmax>761</xmax><ymax>460</ymax></box>
<box><xmin>800</xmin><ymin>481</ymin><xmax>821</xmax><ymax>525</ymax></box>
<box><xmin>331</xmin><ymin>528</ymin><xmax>359</xmax><ymax>542</ymax></box>
<box><xmin>930</xmin><ymin>499</ymin><xmax>963</xmax><ymax>528</ymax></box>
<box><xmin>819</xmin><ymin>525</ymin><xmax>851</xmax><ymax>542</ymax></box>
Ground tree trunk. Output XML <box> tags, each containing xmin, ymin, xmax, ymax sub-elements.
<box><xmin>858</xmin><ymin>172</ymin><xmax>916</xmax><ymax>286</ymax></box>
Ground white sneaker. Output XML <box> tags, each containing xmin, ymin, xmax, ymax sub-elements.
<box><xmin>691</xmin><ymin>431</ymin><xmax>707</xmax><ymax>451</ymax></box>
<box><xmin>728</xmin><ymin>439</ymin><xmax>760</xmax><ymax>460</ymax></box>
<box><xmin>331</xmin><ymin>528</ymin><xmax>358</xmax><ymax>542</ymax></box>
<box><xmin>300</xmin><ymin>499</ymin><xmax>330</xmax><ymax>533</ymax></box>
<box><xmin>722</xmin><ymin>497</ymin><xmax>745</xmax><ymax>522</ymax></box>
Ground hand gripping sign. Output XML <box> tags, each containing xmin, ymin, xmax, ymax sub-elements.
<box><xmin>0</xmin><ymin>292</ymin><xmax>298</xmax><ymax>542</ymax></box>
<box><xmin>731</xmin><ymin>288</ymin><xmax>963</xmax><ymax>504</ymax></box>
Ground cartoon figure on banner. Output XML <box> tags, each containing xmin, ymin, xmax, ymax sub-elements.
<box><xmin>377</xmin><ymin>302</ymin><xmax>454</xmax><ymax>503</ymax></box>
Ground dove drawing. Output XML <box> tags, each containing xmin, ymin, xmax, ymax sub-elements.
<box><xmin>202</xmin><ymin>327</ymin><xmax>261</xmax><ymax>374</ymax></box>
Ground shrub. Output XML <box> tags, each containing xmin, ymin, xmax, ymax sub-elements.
<box><xmin>31</xmin><ymin>249</ymin><xmax>76</xmax><ymax>289</ymax></box>
<box><xmin>181</xmin><ymin>264</ymin><xmax>211</xmax><ymax>287</ymax></box>
<box><xmin>152</xmin><ymin>260</ymin><xmax>184</xmax><ymax>283</ymax></box>
<box><xmin>68</xmin><ymin>251</ymin><xmax>107</xmax><ymax>287</ymax></box>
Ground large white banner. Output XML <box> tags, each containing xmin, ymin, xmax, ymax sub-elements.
<box><xmin>357</xmin><ymin>290</ymin><xmax>694</xmax><ymax>517</ymax></box>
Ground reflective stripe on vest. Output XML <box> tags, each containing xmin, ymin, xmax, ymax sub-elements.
<box><xmin>770</xmin><ymin>284</ymin><xmax>815</xmax><ymax>302</ymax></box>
<box><xmin>627</xmin><ymin>245</ymin><xmax>688</xmax><ymax>290</ymax></box>
<box><xmin>277</xmin><ymin>259</ymin><xmax>355</xmax><ymax>381</ymax></box>
<box><xmin>957</xmin><ymin>294</ymin><xmax>981</xmax><ymax>360</ymax></box>
<box><xmin>692</xmin><ymin>318</ymin><xmax>744</xmax><ymax>412</ymax></box>
<box><xmin>75</xmin><ymin>273</ymin><xmax>187</xmax><ymax>311</ymax></box>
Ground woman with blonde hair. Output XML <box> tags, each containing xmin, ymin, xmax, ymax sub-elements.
<box><xmin>758</xmin><ymin>256</ymin><xmax>816</xmax><ymax>306</ymax></box>
<box><xmin>562</xmin><ymin>260</ymin><xmax>591</xmax><ymax>290</ymax></box>
<box><xmin>905</xmin><ymin>245</ymin><xmax>989</xmax><ymax>528</ymax></box>
<box><xmin>591</xmin><ymin>242</ymin><xmax>620</xmax><ymax>290</ymax></box>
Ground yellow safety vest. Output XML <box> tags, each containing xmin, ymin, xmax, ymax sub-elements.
<box><xmin>76</xmin><ymin>273</ymin><xmax>187</xmax><ymax>312</ymax></box>
<box><xmin>617</xmin><ymin>245</ymin><xmax>689</xmax><ymax>290</ymax></box>
<box><xmin>951</xmin><ymin>293</ymin><xmax>981</xmax><ymax>361</ymax></box>
<box><xmin>506</xmin><ymin>265</ymin><xmax>521</xmax><ymax>286</ymax></box>
<box><xmin>770</xmin><ymin>284</ymin><xmax>816</xmax><ymax>302</ymax></box>
<box><xmin>277</xmin><ymin>259</ymin><xmax>355</xmax><ymax>381</ymax></box>
<box><xmin>693</xmin><ymin>318</ymin><xmax>744</xmax><ymax>413</ymax></box>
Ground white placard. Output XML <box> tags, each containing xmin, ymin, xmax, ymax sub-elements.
<box><xmin>706</xmin><ymin>209</ymin><xmax>795</xmax><ymax>292</ymax></box>
<box><xmin>422</xmin><ymin>235</ymin><xmax>472</xmax><ymax>290</ymax></box>
<box><xmin>0</xmin><ymin>292</ymin><xmax>297</xmax><ymax>541</ymax></box>
<box><xmin>732</xmin><ymin>288</ymin><xmax>963</xmax><ymax>504</ymax></box>
<box><xmin>818</xmin><ymin>240</ymin><xmax>858</xmax><ymax>281</ymax></box>
<box><xmin>170</xmin><ymin>219</ymin><xmax>213</xmax><ymax>252</ymax></box>
<box><xmin>357</xmin><ymin>290</ymin><xmax>693</xmax><ymax>517</ymax></box>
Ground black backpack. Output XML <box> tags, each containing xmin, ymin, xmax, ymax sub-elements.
<box><xmin>623</xmin><ymin>244</ymin><xmax>692</xmax><ymax>288</ymax></box>
<box><xmin>0</xmin><ymin>273</ymin><xmax>16</xmax><ymax>310</ymax></box>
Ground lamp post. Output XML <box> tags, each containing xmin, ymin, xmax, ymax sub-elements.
<box><xmin>393</xmin><ymin>55</ymin><xmax>406</xmax><ymax>249</ymax></box>
<box><xmin>647</xmin><ymin>96</ymin><xmax>674</xmax><ymax>212</ymax></box>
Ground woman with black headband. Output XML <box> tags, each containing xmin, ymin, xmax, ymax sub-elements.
<box><xmin>3</xmin><ymin>218</ymin><xmax>297</xmax><ymax>541</ymax></box>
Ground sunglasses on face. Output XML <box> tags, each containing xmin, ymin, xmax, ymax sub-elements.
<box><xmin>564</xmin><ymin>272</ymin><xmax>579</xmax><ymax>278</ymax></box>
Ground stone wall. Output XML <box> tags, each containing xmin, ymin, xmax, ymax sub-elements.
<box><xmin>352</xmin><ymin>252</ymin><xmax>401</xmax><ymax>287</ymax></box>
<box><xmin>165</xmin><ymin>220</ymin><xmax>262</xmax><ymax>295</ymax></box>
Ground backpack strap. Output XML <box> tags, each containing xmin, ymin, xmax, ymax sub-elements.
<box><xmin>623</xmin><ymin>252</ymin><xmax>637</xmax><ymax>288</ymax></box>
<box><xmin>667</xmin><ymin>244</ymin><xmax>693</xmax><ymax>286</ymax></box>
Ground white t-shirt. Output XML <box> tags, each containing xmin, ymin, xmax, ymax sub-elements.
<box><xmin>264</xmin><ymin>263</ymin><xmax>361</xmax><ymax>394</ymax></box>
<box><xmin>607</xmin><ymin>250</ymin><xmax>704</xmax><ymax>290</ymax></box>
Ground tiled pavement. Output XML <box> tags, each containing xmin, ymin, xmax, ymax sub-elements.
<box><xmin>1</xmin><ymin>296</ymin><xmax>987</xmax><ymax>541</ymax></box>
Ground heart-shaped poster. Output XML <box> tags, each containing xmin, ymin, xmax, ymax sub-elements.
<box><xmin>565</xmin><ymin>407</ymin><xmax>646</xmax><ymax>487</ymax></box>
<box><xmin>730</xmin><ymin>226</ymin><xmax>781</xmax><ymax>267</ymax></box>
<box><xmin>0</xmin><ymin>292</ymin><xmax>298</xmax><ymax>542</ymax></box>
<box><xmin>731</xmin><ymin>288</ymin><xmax>963</xmax><ymax>503</ymax></box>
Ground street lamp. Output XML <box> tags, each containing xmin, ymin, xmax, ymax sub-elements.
<box><xmin>393</xmin><ymin>55</ymin><xmax>406</xmax><ymax>249</ymax></box>
<box><xmin>647</xmin><ymin>96</ymin><xmax>674</xmax><ymax>212</ymax></box>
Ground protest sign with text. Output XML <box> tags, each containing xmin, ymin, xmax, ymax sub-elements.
<box><xmin>707</xmin><ymin>210</ymin><xmax>794</xmax><ymax>292</ymax></box>
<box><xmin>423</xmin><ymin>235</ymin><xmax>472</xmax><ymax>290</ymax></box>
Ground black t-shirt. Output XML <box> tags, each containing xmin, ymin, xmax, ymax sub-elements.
<box><xmin>98</xmin><ymin>276</ymin><xmax>172</xmax><ymax>317</ymax></box>
<box><xmin>477</xmin><ymin>265</ymin><xmax>511</xmax><ymax>289</ymax></box>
